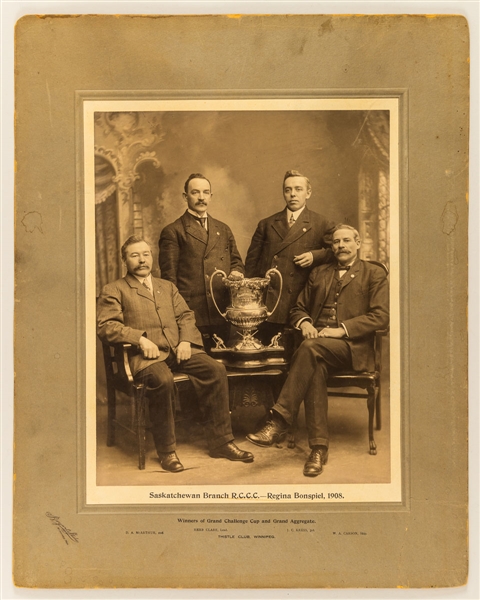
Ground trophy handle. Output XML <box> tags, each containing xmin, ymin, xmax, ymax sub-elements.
<box><xmin>209</xmin><ymin>269</ymin><xmax>228</xmax><ymax>320</ymax></box>
<box><xmin>265</xmin><ymin>268</ymin><xmax>283</xmax><ymax>317</ymax></box>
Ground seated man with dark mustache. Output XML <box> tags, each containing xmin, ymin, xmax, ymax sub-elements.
<box><xmin>246</xmin><ymin>224</ymin><xmax>389</xmax><ymax>477</ymax></box>
<box><xmin>97</xmin><ymin>235</ymin><xmax>254</xmax><ymax>472</ymax></box>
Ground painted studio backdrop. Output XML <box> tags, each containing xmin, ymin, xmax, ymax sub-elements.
<box><xmin>94</xmin><ymin>110</ymin><xmax>390</xmax><ymax>299</ymax></box>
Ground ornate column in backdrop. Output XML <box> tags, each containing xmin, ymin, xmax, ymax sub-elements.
<box><xmin>356</xmin><ymin>110</ymin><xmax>390</xmax><ymax>266</ymax></box>
<box><xmin>94</xmin><ymin>112</ymin><xmax>163</xmax><ymax>295</ymax></box>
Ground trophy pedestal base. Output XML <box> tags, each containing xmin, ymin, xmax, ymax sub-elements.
<box><xmin>211</xmin><ymin>345</ymin><xmax>286</xmax><ymax>370</ymax></box>
<box><xmin>210</xmin><ymin>344</ymin><xmax>288</xmax><ymax>426</ymax></box>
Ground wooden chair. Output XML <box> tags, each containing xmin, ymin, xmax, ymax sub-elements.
<box><xmin>286</xmin><ymin>260</ymin><xmax>389</xmax><ymax>455</ymax></box>
<box><xmin>323</xmin><ymin>327</ymin><xmax>388</xmax><ymax>455</ymax></box>
<box><xmin>102</xmin><ymin>342</ymin><xmax>290</xmax><ymax>468</ymax></box>
<box><xmin>102</xmin><ymin>342</ymin><xmax>193</xmax><ymax>470</ymax></box>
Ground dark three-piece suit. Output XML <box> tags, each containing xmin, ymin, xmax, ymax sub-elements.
<box><xmin>272</xmin><ymin>259</ymin><xmax>389</xmax><ymax>448</ymax></box>
<box><xmin>96</xmin><ymin>273</ymin><xmax>234</xmax><ymax>454</ymax></box>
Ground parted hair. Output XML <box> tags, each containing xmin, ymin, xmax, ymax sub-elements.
<box><xmin>332</xmin><ymin>223</ymin><xmax>361</xmax><ymax>242</ymax></box>
<box><xmin>121</xmin><ymin>235</ymin><xmax>150</xmax><ymax>261</ymax></box>
<box><xmin>283</xmin><ymin>169</ymin><xmax>311</xmax><ymax>191</ymax></box>
<box><xmin>183</xmin><ymin>173</ymin><xmax>212</xmax><ymax>194</ymax></box>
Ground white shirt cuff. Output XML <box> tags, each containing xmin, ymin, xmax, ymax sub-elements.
<box><xmin>295</xmin><ymin>317</ymin><xmax>312</xmax><ymax>330</ymax></box>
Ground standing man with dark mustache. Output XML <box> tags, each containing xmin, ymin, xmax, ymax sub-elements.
<box><xmin>159</xmin><ymin>174</ymin><xmax>245</xmax><ymax>351</ymax></box>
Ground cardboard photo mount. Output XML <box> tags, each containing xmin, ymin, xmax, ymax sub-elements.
<box><xmin>14</xmin><ymin>14</ymin><xmax>468</xmax><ymax>588</ymax></box>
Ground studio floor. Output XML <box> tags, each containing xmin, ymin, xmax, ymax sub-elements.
<box><xmin>96</xmin><ymin>380</ymin><xmax>391</xmax><ymax>486</ymax></box>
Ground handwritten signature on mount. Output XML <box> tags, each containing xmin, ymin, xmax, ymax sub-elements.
<box><xmin>45</xmin><ymin>512</ymin><xmax>79</xmax><ymax>545</ymax></box>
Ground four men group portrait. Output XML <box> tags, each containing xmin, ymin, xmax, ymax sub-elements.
<box><xmin>97</xmin><ymin>169</ymin><xmax>389</xmax><ymax>478</ymax></box>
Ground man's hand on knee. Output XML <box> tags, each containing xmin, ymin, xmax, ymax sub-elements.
<box><xmin>319</xmin><ymin>327</ymin><xmax>345</xmax><ymax>339</ymax></box>
<box><xmin>176</xmin><ymin>341</ymin><xmax>192</xmax><ymax>363</ymax></box>
<box><xmin>139</xmin><ymin>336</ymin><xmax>161</xmax><ymax>359</ymax></box>
<box><xmin>300</xmin><ymin>322</ymin><xmax>319</xmax><ymax>339</ymax></box>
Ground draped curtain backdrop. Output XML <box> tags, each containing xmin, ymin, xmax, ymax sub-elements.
<box><xmin>94</xmin><ymin>112</ymin><xmax>163</xmax><ymax>295</ymax></box>
<box><xmin>356</xmin><ymin>111</ymin><xmax>390</xmax><ymax>267</ymax></box>
<box><xmin>95</xmin><ymin>155</ymin><xmax>119</xmax><ymax>295</ymax></box>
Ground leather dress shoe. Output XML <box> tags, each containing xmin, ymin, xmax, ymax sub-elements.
<box><xmin>246</xmin><ymin>416</ymin><xmax>288</xmax><ymax>447</ymax></box>
<box><xmin>210</xmin><ymin>442</ymin><xmax>254</xmax><ymax>463</ymax></box>
<box><xmin>303</xmin><ymin>446</ymin><xmax>329</xmax><ymax>477</ymax></box>
<box><xmin>159</xmin><ymin>451</ymin><xmax>184</xmax><ymax>473</ymax></box>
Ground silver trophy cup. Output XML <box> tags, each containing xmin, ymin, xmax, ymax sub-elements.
<box><xmin>209</xmin><ymin>268</ymin><xmax>283</xmax><ymax>351</ymax></box>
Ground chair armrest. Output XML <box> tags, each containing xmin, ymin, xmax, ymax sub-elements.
<box><xmin>108</xmin><ymin>342</ymin><xmax>137</xmax><ymax>384</ymax></box>
<box><xmin>374</xmin><ymin>329</ymin><xmax>389</xmax><ymax>373</ymax></box>
<box><xmin>102</xmin><ymin>341</ymin><xmax>141</xmax><ymax>393</ymax></box>
<box><xmin>119</xmin><ymin>343</ymin><xmax>135</xmax><ymax>383</ymax></box>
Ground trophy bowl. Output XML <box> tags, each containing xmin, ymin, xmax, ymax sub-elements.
<box><xmin>209</xmin><ymin>268</ymin><xmax>283</xmax><ymax>352</ymax></box>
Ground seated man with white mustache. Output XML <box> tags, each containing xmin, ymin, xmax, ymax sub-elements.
<box><xmin>246</xmin><ymin>224</ymin><xmax>389</xmax><ymax>477</ymax></box>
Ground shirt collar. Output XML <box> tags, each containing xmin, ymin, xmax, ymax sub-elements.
<box><xmin>337</xmin><ymin>257</ymin><xmax>358</xmax><ymax>270</ymax></box>
<box><xmin>187</xmin><ymin>208</ymin><xmax>208</xmax><ymax>219</ymax></box>
<box><xmin>133</xmin><ymin>273</ymin><xmax>153</xmax><ymax>287</ymax></box>
<box><xmin>286</xmin><ymin>205</ymin><xmax>306</xmax><ymax>220</ymax></box>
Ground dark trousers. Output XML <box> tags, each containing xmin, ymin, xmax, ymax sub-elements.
<box><xmin>273</xmin><ymin>338</ymin><xmax>352</xmax><ymax>448</ymax></box>
<box><xmin>136</xmin><ymin>352</ymin><xmax>233</xmax><ymax>454</ymax></box>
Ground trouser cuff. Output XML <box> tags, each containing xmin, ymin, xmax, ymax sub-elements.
<box><xmin>272</xmin><ymin>405</ymin><xmax>293</xmax><ymax>426</ymax></box>
<box><xmin>155</xmin><ymin>442</ymin><xmax>177</xmax><ymax>455</ymax></box>
<box><xmin>309</xmin><ymin>437</ymin><xmax>329</xmax><ymax>449</ymax></box>
<box><xmin>208</xmin><ymin>434</ymin><xmax>234</xmax><ymax>451</ymax></box>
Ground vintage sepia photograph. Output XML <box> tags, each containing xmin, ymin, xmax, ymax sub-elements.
<box><xmin>12</xmin><ymin>13</ymin><xmax>470</xmax><ymax>589</ymax></box>
<box><xmin>86</xmin><ymin>97</ymin><xmax>401</xmax><ymax>505</ymax></box>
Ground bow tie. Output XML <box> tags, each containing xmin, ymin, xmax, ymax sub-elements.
<box><xmin>336</xmin><ymin>264</ymin><xmax>351</xmax><ymax>271</ymax></box>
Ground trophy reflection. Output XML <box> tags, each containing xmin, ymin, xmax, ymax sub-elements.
<box><xmin>209</xmin><ymin>268</ymin><xmax>283</xmax><ymax>352</ymax></box>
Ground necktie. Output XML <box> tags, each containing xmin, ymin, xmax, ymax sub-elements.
<box><xmin>192</xmin><ymin>215</ymin><xmax>207</xmax><ymax>229</ymax></box>
<box><xmin>288</xmin><ymin>214</ymin><xmax>295</xmax><ymax>228</ymax></box>
<box><xmin>142</xmin><ymin>280</ymin><xmax>152</xmax><ymax>294</ymax></box>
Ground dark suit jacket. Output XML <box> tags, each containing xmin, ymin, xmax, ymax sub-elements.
<box><xmin>97</xmin><ymin>274</ymin><xmax>204</xmax><ymax>376</ymax></box>
<box><xmin>290</xmin><ymin>260</ymin><xmax>389</xmax><ymax>372</ymax></box>
<box><xmin>159</xmin><ymin>211</ymin><xmax>245</xmax><ymax>328</ymax></box>
<box><xmin>245</xmin><ymin>206</ymin><xmax>335</xmax><ymax>324</ymax></box>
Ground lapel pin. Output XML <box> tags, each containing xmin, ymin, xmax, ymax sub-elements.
<box><xmin>351</xmin><ymin>274</ymin><xmax>355</xmax><ymax>278</ymax></box>
<box><xmin>217</xmin><ymin>231</ymin><xmax>220</xmax><ymax>236</ymax></box>
<box><xmin>303</xmin><ymin>227</ymin><xmax>307</xmax><ymax>232</ymax></box>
